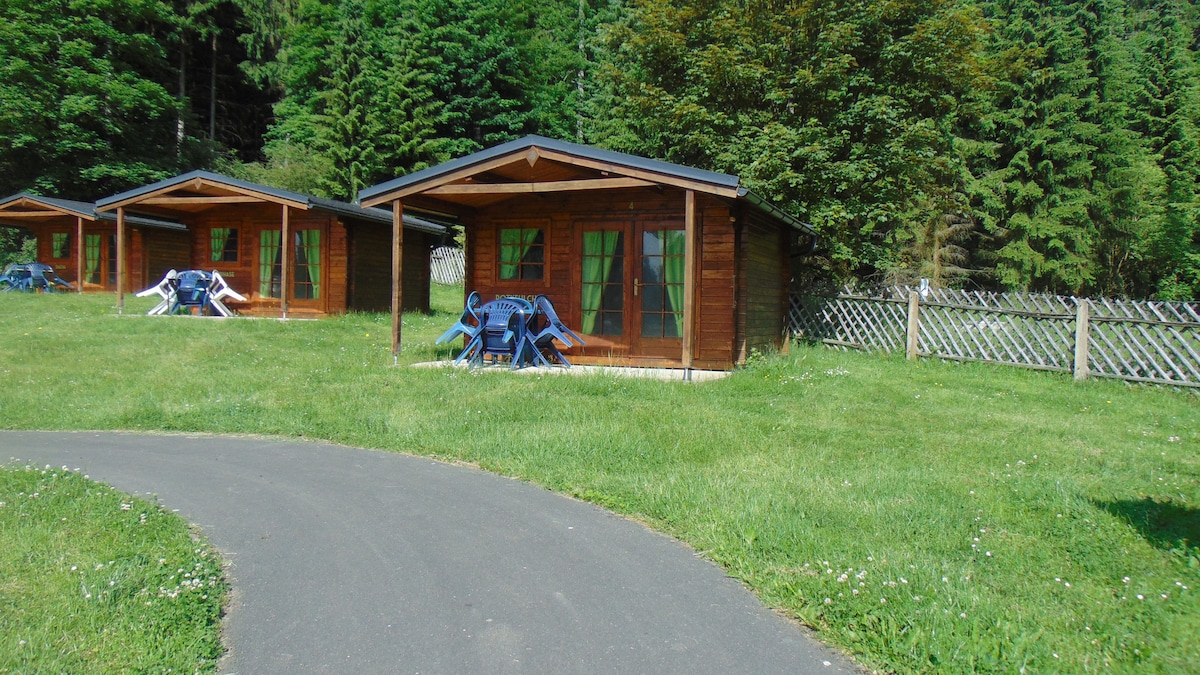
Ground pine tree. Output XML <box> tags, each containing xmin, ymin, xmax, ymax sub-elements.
<box><xmin>1137</xmin><ymin>0</ymin><xmax>1200</xmax><ymax>298</ymax></box>
<box><xmin>970</xmin><ymin>0</ymin><xmax>1104</xmax><ymax>294</ymax></box>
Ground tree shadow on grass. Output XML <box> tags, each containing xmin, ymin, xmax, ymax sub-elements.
<box><xmin>1096</xmin><ymin>497</ymin><xmax>1200</xmax><ymax>557</ymax></box>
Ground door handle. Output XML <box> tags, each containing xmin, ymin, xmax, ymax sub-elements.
<box><xmin>634</xmin><ymin>278</ymin><xmax>639</xmax><ymax>296</ymax></box>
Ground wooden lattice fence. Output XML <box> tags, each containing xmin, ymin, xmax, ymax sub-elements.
<box><xmin>789</xmin><ymin>286</ymin><xmax>1200</xmax><ymax>387</ymax></box>
<box><xmin>430</xmin><ymin>246</ymin><xmax>464</xmax><ymax>285</ymax></box>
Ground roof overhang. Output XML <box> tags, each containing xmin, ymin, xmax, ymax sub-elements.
<box><xmin>0</xmin><ymin>193</ymin><xmax>186</xmax><ymax>231</ymax></box>
<box><xmin>97</xmin><ymin>171</ymin><xmax>310</xmax><ymax>213</ymax></box>
<box><xmin>0</xmin><ymin>193</ymin><xmax>98</xmax><ymax>223</ymax></box>
<box><xmin>94</xmin><ymin>172</ymin><xmax>445</xmax><ymax>236</ymax></box>
<box><xmin>357</xmin><ymin>135</ymin><xmax>814</xmax><ymax>235</ymax></box>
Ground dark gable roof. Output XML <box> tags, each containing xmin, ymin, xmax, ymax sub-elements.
<box><xmin>308</xmin><ymin>196</ymin><xmax>445</xmax><ymax>235</ymax></box>
<box><xmin>0</xmin><ymin>193</ymin><xmax>95</xmax><ymax>218</ymax></box>
<box><xmin>97</xmin><ymin>171</ymin><xmax>311</xmax><ymax>210</ymax></box>
<box><xmin>96</xmin><ymin>171</ymin><xmax>446</xmax><ymax>235</ymax></box>
<box><xmin>357</xmin><ymin>135</ymin><xmax>815</xmax><ymax>235</ymax></box>
<box><xmin>358</xmin><ymin>135</ymin><xmax>739</xmax><ymax>202</ymax></box>
<box><xmin>0</xmin><ymin>193</ymin><xmax>186</xmax><ymax>231</ymax></box>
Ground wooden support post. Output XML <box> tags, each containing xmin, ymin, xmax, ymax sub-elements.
<box><xmin>682</xmin><ymin>190</ymin><xmax>697</xmax><ymax>372</ymax></box>
<box><xmin>906</xmin><ymin>290</ymin><xmax>920</xmax><ymax>360</ymax></box>
<box><xmin>391</xmin><ymin>200</ymin><xmax>404</xmax><ymax>360</ymax></box>
<box><xmin>1074</xmin><ymin>299</ymin><xmax>1090</xmax><ymax>381</ymax></box>
<box><xmin>116</xmin><ymin>207</ymin><xmax>125</xmax><ymax>314</ymax></box>
<box><xmin>75</xmin><ymin>216</ymin><xmax>84</xmax><ymax>294</ymax></box>
<box><xmin>280</xmin><ymin>204</ymin><xmax>289</xmax><ymax>319</ymax></box>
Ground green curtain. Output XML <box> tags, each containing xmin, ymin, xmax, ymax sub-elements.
<box><xmin>499</xmin><ymin>228</ymin><xmax>541</xmax><ymax>279</ymax></box>
<box><xmin>581</xmin><ymin>233</ymin><xmax>602</xmax><ymax>333</ymax></box>
<box><xmin>662</xmin><ymin>230</ymin><xmax>686</xmax><ymax>337</ymax></box>
<box><xmin>53</xmin><ymin>232</ymin><xmax>69</xmax><ymax>259</ymax></box>
<box><xmin>85</xmin><ymin>234</ymin><xmax>100</xmax><ymax>284</ymax></box>
<box><xmin>211</xmin><ymin>228</ymin><xmax>230</xmax><ymax>262</ymax></box>
<box><xmin>259</xmin><ymin>229</ymin><xmax>281</xmax><ymax>298</ymax></box>
<box><xmin>499</xmin><ymin>228</ymin><xmax>522</xmax><ymax>279</ymax></box>
<box><xmin>301</xmin><ymin>230</ymin><xmax>321</xmax><ymax>299</ymax></box>
<box><xmin>520</xmin><ymin>228</ymin><xmax>539</xmax><ymax>259</ymax></box>
<box><xmin>581</xmin><ymin>231</ymin><xmax>619</xmax><ymax>334</ymax></box>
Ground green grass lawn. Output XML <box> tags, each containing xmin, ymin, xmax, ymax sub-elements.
<box><xmin>0</xmin><ymin>287</ymin><xmax>1197</xmax><ymax>673</ymax></box>
<box><xmin>0</xmin><ymin>464</ymin><xmax>226</xmax><ymax>673</ymax></box>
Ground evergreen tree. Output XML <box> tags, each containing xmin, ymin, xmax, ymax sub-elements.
<box><xmin>415</xmin><ymin>0</ymin><xmax>543</xmax><ymax>154</ymax></box>
<box><xmin>969</xmin><ymin>0</ymin><xmax>1104</xmax><ymax>294</ymax></box>
<box><xmin>1136</xmin><ymin>0</ymin><xmax>1200</xmax><ymax>298</ymax></box>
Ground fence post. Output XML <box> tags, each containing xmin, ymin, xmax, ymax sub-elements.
<box><xmin>906</xmin><ymin>290</ymin><xmax>921</xmax><ymax>361</ymax></box>
<box><xmin>1074</xmin><ymin>299</ymin><xmax>1090</xmax><ymax>381</ymax></box>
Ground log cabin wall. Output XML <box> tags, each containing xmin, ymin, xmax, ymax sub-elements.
<box><xmin>346</xmin><ymin>223</ymin><xmax>433</xmax><ymax>313</ymax></box>
<box><xmin>186</xmin><ymin>203</ymin><xmax>344</xmax><ymax>315</ymax></box>
<box><xmin>34</xmin><ymin>226</ymin><xmax>79</xmax><ymax>286</ymax></box>
<box><xmin>348</xmin><ymin>222</ymin><xmax>391</xmax><ymax>311</ymax></box>
<box><xmin>735</xmin><ymin>210</ymin><xmax>792</xmax><ymax>363</ymax></box>
<box><xmin>32</xmin><ymin>223</ymin><xmax>159</xmax><ymax>292</ymax></box>
<box><xmin>402</xmin><ymin>230</ymin><xmax>434</xmax><ymax>313</ymax></box>
<box><xmin>462</xmin><ymin>188</ymin><xmax>740</xmax><ymax>369</ymax></box>
<box><xmin>140</xmin><ymin>228</ymin><xmax>191</xmax><ymax>288</ymax></box>
<box><xmin>696</xmin><ymin>199</ymin><xmax>737</xmax><ymax>369</ymax></box>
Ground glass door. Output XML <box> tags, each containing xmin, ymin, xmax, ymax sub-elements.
<box><xmin>256</xmin><ymin>227</ymin><xmax>324</xmax><ymax>308</ymax></box>
<box><xmin>257</xmin><ymin>229</ymin><xmax>282</xmax><ymax>300</ymax></box>
<box><xmin>633</xmin><ymin>224</ymin><xmax>686</xmax><ymax>358</ymax></box>
<box><xmin>291</xmin><ymin>229</ymin><xmax>322</xmax><ymax>305</ymax></box>
<box><xmin>84</xmin><ymin>233</ymin><xmax>106</xmax><ymax>287</ymax></box>
<box><xmin>579</xmin><ymin>224</ymin><xmax>628</xmax><ymax>353</ymax></box>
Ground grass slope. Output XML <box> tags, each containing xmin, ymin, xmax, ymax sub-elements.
<box><xmin>0</xmin><ymin>288</ymin><xmax>1196</xmax><ymax>673</ymax></box>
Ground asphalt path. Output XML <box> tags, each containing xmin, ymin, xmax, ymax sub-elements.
<box><xmin>2</xmin><ymin>431</ymin><xmax>861</xmax><ymax>674</ymax></box>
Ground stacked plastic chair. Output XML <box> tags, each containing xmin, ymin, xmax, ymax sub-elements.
<box><xmin>0</xmin><ymin>263</ymin><xmax>73</xmax><ymax>292</ymax></box>
<box><xmin>517</xmin><ymin>295</ymin><xmax>585</xmax><ymax>367</ymax></box>
<box><xmin>471</xmin><ymin>297</ymin><xmax>534</xmax><ymax>369</ymax></box>
<box><xmin>136</xmin><ymin>269</ymin><xmax>246</xmax><ymax>317</ymax></box>
<box><xmin>435</xmin><ymin>291</ymin><xmax>484</xmax><ymax>364</ymax></box>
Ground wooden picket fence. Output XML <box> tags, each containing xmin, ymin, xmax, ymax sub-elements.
<box><xmin>788</xmin><ymin>285</ymin><xmax>1200</xmax><ymax>387</ymax></box>
<box><xmin>430</xmin><ymin>246</ymin><xmax>465</xmax><ymax>285</ymax></box>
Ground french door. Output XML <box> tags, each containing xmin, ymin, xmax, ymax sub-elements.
<box><xmin>578</xmin><ymin>217</ymin><xmax>686</xmax><ymax>360</ymax></box>
<box><xmin>82</xmin><ymin>233</ymin><xmax>112</xmax><ymax>289</ymax></box>
<box><xmin>256</xmin><ymin>226</ymin><xmax>326</xmax><ymax>310</ymax></box>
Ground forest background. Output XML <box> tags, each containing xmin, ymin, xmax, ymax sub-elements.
<box><xmin>1</xmin><ymin>0</ymin><xmax>1197</xmax><ymax>299</ymax></box>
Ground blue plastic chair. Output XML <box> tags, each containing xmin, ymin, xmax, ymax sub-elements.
<box><xmin>1</xmin><ymin>263</ymin><xmax>72</xmax><ymax>292</ymax></box>
<box><xmin>470</xmin><ymin>298</ymin><xmax>533</xmax><ymax>369</ymax></box>
<box><xmin>0</xmin><ymin>264</ymin><xmax>31</xmax><ymax>292</ymax></box>
<box><xmin>518</xmin><ymin>295</ymin><xmax>586</xmax><ymax>367</ymax></box>
<box><xmin>436</xmin><ymin>291</ymin><xmax>484</xmax><ymax>364</ymax></box>
<box><xmin>170</xmin><ymin>270</ymin><xmax>214</xmax><ymax>315</ymax></box>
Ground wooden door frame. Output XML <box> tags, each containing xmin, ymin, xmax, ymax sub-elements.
<box><xmin>573</xmin><ymin>217</ymin><xmax>633</xmax><ymax>358</ymax></box>
<box><xmin>286</xmin><ymin>220</ymin><xmax>329</xmax><ymax>313</ymax></box>
<box><xmin>631</xmin><ymin>215</ymin><xmax>687</xmax><ymax>360</ymax></box>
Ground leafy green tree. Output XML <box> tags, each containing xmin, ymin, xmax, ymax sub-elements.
<box><xmin>594</xmin><ymin>0</ymin><xmax>992</xmax><ymax>283</ymax></box>
<box><xmin>0</xmin><ymin>0</ymin><xmax>190</xmax><ymax>198</ymax></box>
<box><xmin>0</xmin><ymin>228</ymin><xmax>36</xmax><ymax>268</ymax></box>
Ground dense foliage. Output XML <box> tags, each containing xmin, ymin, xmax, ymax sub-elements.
<box><xmin>1</xmin><ymin>0</ymin><xmax>1197</xmax><ymax>297</ymax></box>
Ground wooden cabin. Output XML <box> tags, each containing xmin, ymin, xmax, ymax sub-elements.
<box><xmin>358</xmin><ymin>135</ymin><xmax>816</xmax><ymax>370</ymax></box>
<box><xmin>95</xmin><ymin>172</ymin><xmax>446</xmax><ymax>317</ymax></box>
<box><xmin>0</xmin><ymin>193</ymin><xmax>188</xmax><ymax>293</ymax></box>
